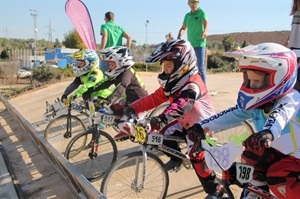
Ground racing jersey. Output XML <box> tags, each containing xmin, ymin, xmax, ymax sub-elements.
<box><xmin>131</xmin><ymin>73</ymin><xmax>215</xmax><ymax>129</ymax></box>
<box><xmin>63</xmin><ymin>68</ymin><xmax>112</xmax><ymax>98</ymax></box>
<box><xmin>88</xmin><ymin>68</ymin><xmax>148</xmax><ymax>104</ymax></box>
<box><xmin>199</xmin><ymin>90</ymin><xmax>300</xmax><ymax>159</ymax></box>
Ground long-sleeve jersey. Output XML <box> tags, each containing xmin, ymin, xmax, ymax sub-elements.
<box><xmin>88</xmin><ymin>68</ymin><xmax>148</xmax><ymax>104</ymax></box>
<box><xmin>198</xmin><ymin>89</ymin><xmax>300</xmax><ymax>159</ymax></box>
<box><xmin>63</xmin><ymin>68</ymin><xmax>112</xmax><ymax>98</ymax></box>
<box><xmin>131</xmin><ymin>73</ymin><xmax>215</xmax><ymax>129</ymax></box>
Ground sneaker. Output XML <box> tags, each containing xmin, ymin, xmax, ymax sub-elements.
<box><xmin>98</xmin><ymin>135</ymin><xmax>103</xmax><ymax>143</ymax></box>
<box><xmin>164</xmin><ymin>159</ymin><xmax>183</xmax><ymax>172</ymax></box>
<box><xmin>87</xmin><ymin>136</ymin><xmax>103</xmax><ymax>148</ymax></box>
<box><xmin>98</xmin><ymin>123</ymin><xmax>106</xmax><ymax>129</ymax></box>
<box><xmin>209</xmin><ymin>91</ymin><xmax>218</xmax><ymax>96</ymax></box>
<box><xmin>114</xmin><ymin>131</ymin><xmax>130</xmax><ymax>141</ymax></box>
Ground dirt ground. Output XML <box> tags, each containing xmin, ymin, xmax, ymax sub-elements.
<box><xmin>8</xmin><ymin>72</ymin><xmax>245</xmax><ymax>198</ymax></box>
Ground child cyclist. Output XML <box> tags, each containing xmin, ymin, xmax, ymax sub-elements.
<box><xmin>124</xmin><ymin>39</ymin><xmax>221</xmax><ymax>198</ymax></box>
<box><xmin>187</xmin><ymin>43</ymin><xmax>300</xmax><ymax>199</ymax></box>
<box><xmin>61</xmin><ymin>49</ymin><xmax>112</xmax><ymax>103</ymax></box>
<box><xmin>82</xmin><ymin>46</ymin><xmax>149</xmax><ymax>141</ymax></box>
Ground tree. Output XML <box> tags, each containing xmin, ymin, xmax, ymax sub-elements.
<box><xmin>222</xmin><ymin>34</ymin><xmax>235</xmax><ymax>52</ymax></box>
<box><xmin>242</xmin><ymin>40</ymin><xmax>250</xmax><ymax>48</ymax></box>
<box><xmin>54</xmin><ymin>38</ymin><xmax>62</xmax><ymax>48</ymax></box>
<box><xmin>0</xmin><ymin>50</ymin><xmax>9</xmax><ymax>59</ymax></box>
<box><xmin>62</xmin><ymin>29</ymin><xmax>86</xmax><ymax>49</ymax></box>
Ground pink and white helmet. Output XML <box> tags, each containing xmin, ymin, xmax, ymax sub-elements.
<box><xmin>225</xmin><ymin>43</ymin><xmax>298</xmax><ymax>110</ymax></box>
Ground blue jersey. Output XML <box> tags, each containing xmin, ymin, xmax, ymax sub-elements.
<box><xmin>199</xmin><ymin>90</ymin><xmax>300</xmax><ymax>159</ymax></box>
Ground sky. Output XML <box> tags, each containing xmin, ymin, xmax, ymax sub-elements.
<box><xmin>0</xmin><ymin>0</ymin><xmax>293</xmax><ymax>46</ymax></box>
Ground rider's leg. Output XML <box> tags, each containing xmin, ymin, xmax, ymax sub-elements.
<box><xmin>161</xmin><ymin>121</ymin><xmax>184</xmax><ymax>171</ymax></box>
<box><xmin>187</xmin><ymin>138</ymin><xmax>218</xmax><ymax>197</ymax></box>
<box><xmin>267</xmin><ymin>155</ymin><xmax>300</xmax><ymax>199</ymax></box>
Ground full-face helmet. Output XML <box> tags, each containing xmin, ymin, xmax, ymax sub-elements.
<box><xmin>146</xmin><ymin>39</ymin><xmax>198</xmax><ymax>95</ymax></box>
<box><xmin>100</xmin><ymin>46</ymin><xmax>135</xmax><ymax>80</ymax></box>
<box><xmin>225</xmin><ymin>43</ymin><xmax>298</xmax><ymax>110</ymax></box>
<box><xmin>71</xmin><ymin>49</ymin><xmax>99</xmax><ymax>77</ymax></box>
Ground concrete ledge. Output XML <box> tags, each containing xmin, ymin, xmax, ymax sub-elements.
<box><xmin>0</xmin><ymin>146</ymin><xmax>19</xmax><ymax>199</ymax></box>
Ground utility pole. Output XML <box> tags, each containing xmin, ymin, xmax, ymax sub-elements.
<box><xmin>47</xmin><ymin>18</ymin><xmax>53</xmax><ymax>45</ymax></box>
<box><xmin>30</xmin><ymin>9</ymin><xmax>38</xmax><ymax>68</ymax></box>
<box><xmin>145</xmin><ymin>20</ymin><xmax>149</xmax><ymax>72</ymax></box>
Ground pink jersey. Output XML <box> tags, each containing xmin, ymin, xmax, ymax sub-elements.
<box><xmin>131</xmin><ymin>73</ymin><xmax>215</xmax><ymax>129</ymax></box>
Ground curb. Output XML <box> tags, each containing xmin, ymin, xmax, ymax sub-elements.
<box><xmin>0</xmin><ymin>145</ymin><xmax>19</xmax><ymax>199</ymax></box>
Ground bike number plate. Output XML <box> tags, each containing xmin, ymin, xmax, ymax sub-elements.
<box><xmin>235</xmin><ymin>163</ymin><xmax>254</xmax><ymax>184</ymax></box>
<box><xmin>147</xmin><ymin>134</ymin><xmax>163</xmax><ymax>146</ymax></box>
<box><xmin>101</xmin><ymin>115</ymin><xmax>115</xmax><ymax>125</ymax></box>
<box><xmin>134</xmin><ymin>125</ymin><xmax>147</xmax><ymax>143</ymax></box>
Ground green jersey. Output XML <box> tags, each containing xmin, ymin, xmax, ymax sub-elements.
<box><xmin>183</xmin><ymin>8</ymin><xmax>208</xmax><ymax>48</ymax></box>
<box><xmin>75</xmin><ymin>68</ymin><xmax>112</xmax><ymax>98</ymax></box>
<box><xmin>100</xmin><ymin>21</ymin><xmax>125</xmax><ymax>48</ymax></box>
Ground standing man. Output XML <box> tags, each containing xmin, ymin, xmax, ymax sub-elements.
<box><xmin>165</xmin><ymin>32</ymin><xmax>174</xmax><ymax>42</ymax></box>
<box><xmin>177</xmin><ymin>0</ymin><xmax>208</xmax><ymax>84</ymax></box>
<box><xmin>99</xmin><ymin>11</ymin><xmax>132</xmax><ymax>73</ymax></box>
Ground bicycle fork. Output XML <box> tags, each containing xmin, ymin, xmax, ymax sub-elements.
<box><xmin>131</xmin><ymin>146</ymin><xmax>147</xmax><ymax>192</ymax></box>
<box><xmin>64</xmin><ymin>114</ymin><xmax>72</xmax><ymax>138</ymax></box>
<box><xmin>88</xmin><ymin>131</ymin><xmax>100</xmax><ymax>159</ymax></box>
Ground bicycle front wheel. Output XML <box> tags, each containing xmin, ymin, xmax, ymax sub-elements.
<box><xmin>212</xmin><ymin>120</ymin><xmax>254</xmax><ymax>145</ymax></box>
<box><xmin>44</xmin><ymin>114</ymin><xmax>86</xmax><ymax>155</ymax></box>
<box><xmin>148</xmin><ymin>103</ymin><xmax>169</xmax><ymax>117</ymax></box>
<box><xmin>101</xmin><ymin>151</ymin><xmax>169</xmax><ymax>199</ymax></box>
<box><xmin>65</xmin><ymin>129</ymin><xmax>117</xmax><ymax>182</ymax></box>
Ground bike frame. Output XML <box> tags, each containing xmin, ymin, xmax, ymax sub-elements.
<box><xmin>202</xmin><ymin>140</ymin><xmax>278</xmax><ymax>199</ymax></box>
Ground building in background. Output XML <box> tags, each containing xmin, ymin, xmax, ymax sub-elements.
<box><xmin>44</xmin><ymin>47</ymin><xmax>79</xmax><ymax>68</ymax></box>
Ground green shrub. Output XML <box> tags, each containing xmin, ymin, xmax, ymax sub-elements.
<box><xmin>32</xmin><ymin>65</ymin><xmax>57</xmax><ymax>82</ymax></box>
<box><xmin>133</xmin><ymin>62</ymin><xmax>161</xmax><ymax>72</ymax></box>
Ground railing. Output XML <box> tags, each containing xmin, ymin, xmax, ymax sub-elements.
<box><xmin>0</xmin><ymin>94</ymin><xmax>106</xmax><ymax>199</ymax></box>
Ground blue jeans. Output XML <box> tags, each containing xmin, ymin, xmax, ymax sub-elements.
<box><xmin>194</xmin><ymin>47</ymin><xmax>206</xmax><ymax>84</ymax></box>
<box><xmin>100</xmin><ymin>60</ymin><xmax>110</xmax><ymax>74</ymax></box>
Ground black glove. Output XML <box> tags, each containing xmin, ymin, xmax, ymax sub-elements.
<box><xmin>150</xmin><ymin>116</ymin><xmax>165</xmax><ymax>131</ymax></box>
<box><xmin>123</xmin><ymin>106</ymin><xmax>135</xmax><ymax>117</ymax></box>
<box><xmin>187</xmin><ymin>123</ymin><xmax>205</xmax><ymax>143</ymax></box>
<box><xmin>243</xmin><ymin>130</ymin><xmax>274</xmax><ymax>151</ymax></box>
<box><xmin>61</xmin><ymin>94</ymin><xmax>68</xmax><ymax>102</ymax></box>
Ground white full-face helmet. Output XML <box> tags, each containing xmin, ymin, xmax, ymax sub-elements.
<box><xmin>71</xmin><ymin>49</ymin><xmax>99</xmax><ymax>77</ymax></box>
<box><xmin>225</xmin><ymin>42</ymin><xmax>298</xmax><ymax>110</ymax></box>
<box><xmin>100</xmin><ymin>46</ymin><xmax>135</xmax><ymax>80</ymax></box>
<box><xmin>145</xmin><ymin>39</ymin><xmax>198</xmax><ymax>96</ymax></box>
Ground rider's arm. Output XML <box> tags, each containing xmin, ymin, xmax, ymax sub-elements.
<box><xmin>200</xmin><ymin>105</ymin><xmax>252</xmax><ymax>132</ymax></box>
<box><xmin>160</xmin><ymin>83</ymin><xmax>199</xmax><ymax>123</ymax></box>
<box><xmin>63</xmin><ymin>77</ymin><xmax>81</xmax><ymax>96</ymax></box>
<box><xmin>75</xmin><ymin>71</ymin><xmax>103</xmax><ymax>97</ymax></box>
<box><xmin>263</xmin><ymin>90</ymin><xmax>300</xmax><ymax>139</ymax></box>
<box><xmin>109</xmin><ymin>70</ymin><xmax>130</xmax><ymax>104</ymax></box>
<box><xmin>131</xmin><ymin>87</ymin><xmax>168</xmax><ymax>113</ymax></box>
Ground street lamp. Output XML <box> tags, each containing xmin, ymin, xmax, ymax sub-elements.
<box><xmin>145</xmin><ymin>20</ymin><xmax>149</xmax><ymax>72</ymax></box>
<box><xmin>30</xmin><ymin>9</ymin><xmax>38</xmax><ymax>68</ymax></box>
